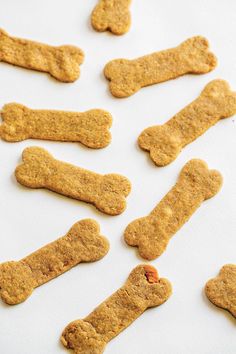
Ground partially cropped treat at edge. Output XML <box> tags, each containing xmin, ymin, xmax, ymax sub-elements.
<box><xmin>0</xmin><ymin>103</ymin><xmax>112</xmax><ymax>149</ymax></box>
<box><xmin>139</xmin><ymin>80</ymin><xmax>236</xmax><ymax>166</ymax></box>
<box><xmin>0</xmin><ymin>219</ymin><xmax>109</xmax><ymax>305</ymax></box>
<box><xmin>104</xmin><ymin>36</ymin><xmax>217</xmax><ymax>98</ymax></box>
<box><xmin>91</xmin><ymin>0</ymin><xmax>132</xmax><ymax>35</ymax></box>
<box><xmin>15</xmin><ymin>147</ymin><xmax>131</xmax><ymax>215</ymax></box>
<box><xmin>61</xmin><ymin>265</ymin><xmax>172</xmax><ymax>354</ymax></box>
<box><xmin>124</xmin><ymin>159</ymin><xmax>222</xmax><ymax>260</ymax></box>
<box><xmin>205</xmin><ymin>264</ymin><xmax>236</xmax><ymax>318</ymax></box>
<box><xmin>0</xmin><ymin>28</ymin><xmax>84</xmax><ymax>82</ymax></box>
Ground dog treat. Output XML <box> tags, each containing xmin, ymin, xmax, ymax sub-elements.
<box><xmin>61</xmin><ymin>265</ymin><xmax>172</xmax><ymax>353</ymax></box>
<box><xmin>0</xmin><ymin>219</ymin><xmax>109</xmax><ymax>305</ymax></box>
<box><xmin>91</xmin><ymin>0</ymin><xmax>131</xmax><ymax>35</ymax></box>
<box><xmin>139</xmin><ymin>80</ymin><xmax>236</xmax><ymax>166</ymax></box>
<box><xmin>15</xmin><ymin>147</ymin><xmax>131</xmax><ymax>215</ymax></box>
<box><xmin>0</xmin><ymin>103</ymin><xmax>112</xmax><ymax>149</ymax></box>
<box><xmin>125</xmin><ymin>159</ymin><xmax>222</xmax><ymax>260</ymax></box>
<box><xmin>205</xmin><ymin>264</ymin><xmax>236</xmax><ymax>318</ymax></box>
<box><xmin>104</xmin><ymin>36</ymin><xmax>217</xmax><ymax>98</ymax></box>
<box><xmin>0</xmin><ymin>28</ymin><xmax>84</xmax><ymax>82</ymax></box>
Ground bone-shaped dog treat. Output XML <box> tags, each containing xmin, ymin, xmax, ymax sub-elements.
<box><xmin>15</xmin><ymin>147</ymin><xmax>131</xmax><ymax>215</ymax></box>
<box><xmin>139</xmin><ymin>80</ymin><xmax>236</xmax><ymax>166</ymax></box>
<box><xmin>0</xmin><ymin>103</ymin><xmax>112</xmax><ymax>149</ymax></box>
<box><xmin>91</xmin><ymin>0</ymin><xmax>132</xmax><ymax>35</ymax></box>
<box><xmin>205</xmin><ymin>264</ymin><xmax>236</xmax><ymax>318</ymax></box>
<box><xmin>124</xmin><ymin>159</ymin><xmax>222</xmax><ymax>260</ymax></box>
<box><xmin>61</xmin><ymin>265</ymin><xmax>172</xmax><ymax>353</ymax></box>
<box><xmin>104</xmin><ymin>36</ymin><xmax>217</xmax><ymax>98</ymax></box>
<box><xmin>0</xmin><ymin>219</ymin><xmax>109</xmax><ymax>305</ymax></box>
<box><xmin>0</xmin><ymin>28</ymin><xmax>84</xmax><ymax>82</ymax></box>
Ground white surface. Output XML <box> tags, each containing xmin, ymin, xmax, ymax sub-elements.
<box><xmin>0</xmin><ymin>0</ymin><xmax>235</xmax><ymax>353</ymax></box>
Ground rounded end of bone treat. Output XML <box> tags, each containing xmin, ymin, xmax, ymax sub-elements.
<box><xmin>96</xmin><ymin>174</ymin><xmax>131</xmax><ymax>215</ymax></box>
<box><xmin>61</xmin><ymin>320</ymin><xmax>106</xmax><ymax>354</ymax></box>
<box><xmin>205</xmin><ymin>264</ymin><xmax>236</xmax><ymax>318</ymax></box>
<box><xmin>79</xmin><ymin>109</ymin><xmax>113</xmax><ymax>149</ymax></box>
<box><xmin>91</xmin><ymin>2</ymin><xmax>131</xmax><ymax>35</ymax></box>
<box><xmin>180</xmin><ymin>36</ymin><xmax>217</xmax><ymax>74</ymax></box>
<box><xmin>126</xmin><ymin>265</ymin><xmax>172</xmax><ymax>307</ymax></box>
<box><xmin>202</xmin><ymin>79</ymin><xmax>236</xmax><ymax>117</ymax></box>
<box><xmin>138</xmin><ymin>126</ymin><xmax>182</xmax><ymax>166</ymax></box>
<box><xmin>68</xmin><ymin>219</ymin><xmax>110</xmax><ymax>262</ymax></box>
<box><xmin>15</xmin><ymin>146</ymin><xmax>53</xmax><ymax>188</ymax></box>
<box><xmin>0</xmin><ymin>261</ymin><xmax>35</xmax><ymax>305</ymax></box>
<box><xmin>50</xmin><ymin>45</ymin><xmax>84</xmax><ymax>83</ymax></box>
<box><xmin>180</xmin><ymin>159</ymin><xmax>223</xmax><ymax>200</ymax></box>
<box><xmin>0</xmin><ymin>103</ymin><xmax>29</xmax><ymax>142</ymax></box>
<box><xmin>104</xmin><ymin>59</ymin><xmax>139</xmax><ymax>98</ymax></box>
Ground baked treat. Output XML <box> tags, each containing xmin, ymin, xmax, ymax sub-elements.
<box><xmin>0</xmin><ymin>103</ymin><xmax>112</xmax><ymax>149</ymax></box>
<box><xmin>0</xmin><ymin>219</ymin><xmax>109</xmax><ymax>305</ymax></box>
<box><xmin>125</xmin><ymin>159</ymin><xmax>222</xmax><ymax>260</ymax></box>
<box><xmin>205</xmin><ymin>264</ymin><xmax>236</xmax><ymax>318</ymax></box>
<box><xmin>139</xmin><ymin>80</ymin><xmax>236</xmax><ymax>166</ymax></box>
<box><xmin>91</xmin><ymin>0</ymin><xmax>131</xmax><ymax>35</ymax></box>
<box><xmin>61</xmin><ymin>265</ymin><xmax>172</xmax><ymax>353</ymax></box>
<box><xmin>15</xmin><ymin>147</ymin><xmax>131</xmax><ymax>215</ymax></box>
<box><xmin>104</xmin><ymin>36</ymin><xmax>217</xmax><ymax>97</ymax></box>
<box><xmin>0</xmin><ymin>28</ymin><xmax>84</xmax><ymax>82</ymax></box>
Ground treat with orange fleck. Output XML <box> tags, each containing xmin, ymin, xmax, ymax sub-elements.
<box><xmin>61</xmin><ymin>265</ymin><xmax>172</xmax><ymax>353</ymax></box>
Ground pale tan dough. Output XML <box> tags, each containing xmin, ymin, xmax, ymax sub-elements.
<box><xmin>0</xmin><ymin>103</ymin><xmax>112</xmax><ymax>149</ymax></box>
<box><xmin>0</xmin><ymin>28</ymin><xmax>84</xmax><ymax>82</ymax></box>
<box><xmin>0</xmin><ymin>219</ymin><xmax>109</xmax><ymax>305</ymax></box>
<box><xmin>61</xmin><ymin>265</ymin><xmax>172</xmax><ymax>353</ymax></box>
<box><xmin>91</xmin><ymin>0</ymin><xmax>132</xmax><ymax>35</ymax></box>
<box><xmin>104</xmin><ymin>36</ymin><xmax>217</xmax><ymax>98</ymax></box>
<box><xmin>15</xmin><ymin>147</ymin><xmax>131</xmax><ymax>215</ymax></box>
<box><xmin>205</xmin><ymin>264</ymin><xmax>236</xmax><ymax>318</ymax></box>
<box><xmin>125</xmin><ymin>159</ymin><xmax>222</xmax><ymax>260</ymax></box>
<box><xmin>139</xmin><ymin>80</ymin><xmax>236</xmax><ymax>166</ymax></box>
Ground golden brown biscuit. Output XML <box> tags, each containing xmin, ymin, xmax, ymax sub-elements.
<box><xmin>15</xmin><ymin>147</ymin><xmax>131</xmax><ymax>215</ymax></box>
<box><xmin>61</xmin><ymin>265</ymin><xmax>172</xmax><ymax>353</ymax></box>
<box><xmin>0</xmin><ymin>28</ymin><xmax>84</xmax><ymax>82</ymax></box>
<box><xmin>125</xmin><ymin>159</ymin><xmax>222</xmax><ymax>260</ymax></box>
<box><xmin>91</xmin><ymin>0</ymin><xmax>132</xmax><ymax>35</ymax></box>
<box><xmin>0</xmin><ymin>219</ymin><xmax>109</xmax><ymax>305</ymax></box>
<box><xmin>104</xmin><ymin>36</ymin><xmax>217</xmax><ymax>98</ymax></box>
<box><xmin>205</xmin><ymin>264</ymin><xmax>236</xmax><ymax>318</ymax></box>
<box><xmin>139</xmin><ymin>80</ymin><xmax>236</xmax><ymax>166</ymax></box>
<box><xmin>0</xmin><ymin>103</ymin><xmax>112</xmax><ymax>149</ymax></box>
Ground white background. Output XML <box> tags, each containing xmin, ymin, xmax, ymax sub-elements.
<box><xmin>0</xmin><ymin>1</ymin><xmax>235</xmax><ymax>353</ymax></box>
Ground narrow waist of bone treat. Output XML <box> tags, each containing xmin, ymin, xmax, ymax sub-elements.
<box><xmin>22</xmin><ymin>238</ymin><xmax>82</xmax><ymax>286</ymax></box>
<box><xmin>84</xmin><ymin>287</ymin><xmax>147</xmax><ymax>342</ymax></box>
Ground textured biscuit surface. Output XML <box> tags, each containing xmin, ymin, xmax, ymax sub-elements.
<box><xmin>0</xmin><ymin>103</ymin><xmax>112</xmax><ymax>149</ymax></box>
<box><xmin>91</xmin><ymin>0</ymin><xmax>131</xmax><ymax>35</ymax></box>
<box><xmin>0</xmin><ymin>219</ymin><xmax>109</xmax><ymax>305</ymax></box>
<box><xmin>139</xmin><ymin>80</ymin><xmax>236</xmax><ymax>166</ymax></box>
<box><xmin>205</xmin><ymin>264</ymin><xmax>236</xmax><ymax>318</ymax></box>
<box><xmin>0</xmin><ymin>28</ymin><xmax>84</xmax><ymax>82</ymax></box>
<box><xmin>15</xmin><ymin>147</ymin><xmax>131</xmax><ymax>215</ymax></box>
<box><xmin>125</xmin><ymin>159</ymin><xmax>222</xmax><ymax>260</ymax></box>
<box><xmin>104</xmin><ymin>36</ymin><xmax>217</xmax><ymax>97</ymax></box>
<box><xmin>61</xmin><ymin>265</ymin><xmax>172</xmax><ymax>353</ymax></box>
